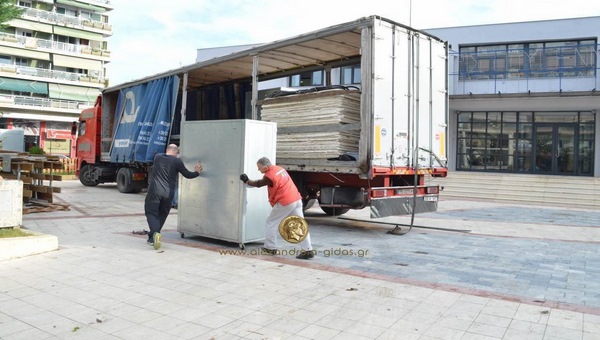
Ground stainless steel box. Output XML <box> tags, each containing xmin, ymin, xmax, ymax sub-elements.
<box><xmin>177</xmin><ymin>119</ymin><xmax>277</xmax><ymax>248</ymax></box>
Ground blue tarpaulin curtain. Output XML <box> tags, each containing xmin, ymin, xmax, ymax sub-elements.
<box><xmin>109</xmin><ymin>75</ymin><xmax>179</xmax><ymax>163</ymax></box>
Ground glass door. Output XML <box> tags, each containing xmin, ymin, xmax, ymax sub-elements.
<box><xmin>534</xmin><ymin>124</ymin><xmax>576</xmax><ymax>175</ymax></box>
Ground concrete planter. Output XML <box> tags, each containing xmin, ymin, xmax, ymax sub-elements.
<box><xmin>0</xmin><ymin>231</ymin><xmax>58</xmax><ymax>261</ymax></box>
<box><xmin>0</xmin><ymin>179</ymin><xmax>22</xmax><ymax>228</ymax></box>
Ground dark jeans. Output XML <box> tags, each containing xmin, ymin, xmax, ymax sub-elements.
<box><xmin>144</xmin><ymin>192</ymin><xmax>173</xmax><ymax>240</ymax></box>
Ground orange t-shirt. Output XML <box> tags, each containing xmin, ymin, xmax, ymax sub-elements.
<box><xmin>264</xmin><ymin>165</ymin><xmax>301</xmax><ymax>207</ymax></box>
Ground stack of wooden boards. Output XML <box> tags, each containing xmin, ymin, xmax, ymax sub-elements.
<box><xmin>0</xmin><ymin>151</ymin><xmax>70</xmax><ymax>214</ymax></box>
<box><xmin>260</xmin><ymin>89</ymin><xmax>361</xmax><ymax>159</ymax></box>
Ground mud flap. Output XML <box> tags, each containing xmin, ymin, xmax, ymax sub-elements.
<box><xmin>370</xmin><ymin>196</ymin><xmax>438</xmax><ymax>218</ymax></box>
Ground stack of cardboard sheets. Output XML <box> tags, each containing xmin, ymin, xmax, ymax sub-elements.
<box><xmin>261</xmin><ymin>89</ymin><xmax>361</xmax><ymax>159</ymax></box>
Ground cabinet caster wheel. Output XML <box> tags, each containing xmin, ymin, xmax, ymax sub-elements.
<box><xmin>239</xmin><ymin>243</ymin><xmax>245</xmax><ymax>250</ymax></box>
<box><xmin>180</xmin><ymin>233</ymin><xmax>185</xmax><ymax>238</ymax></box>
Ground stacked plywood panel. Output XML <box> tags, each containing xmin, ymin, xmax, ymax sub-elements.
<box><xmin>260</xmin><ymin>89</ymin><xmax>360</xmax><ymax>159</ymax></box>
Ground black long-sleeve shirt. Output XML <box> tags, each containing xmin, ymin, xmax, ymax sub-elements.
<box><xmin>147</xmin><ymin>153</ymin><xmax>199</xmax><ymax>198</ymax></box>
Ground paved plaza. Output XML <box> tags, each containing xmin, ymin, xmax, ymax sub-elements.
<box><xmin>1</xmin><ymin>180</ymin><xmax>600</xmax><ymax>339</ymax></box>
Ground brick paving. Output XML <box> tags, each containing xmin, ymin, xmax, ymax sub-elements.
<box><xmin>1</xmin><ymin>180</ymin><xmax>599</xmax><ymax>339</ymax></box>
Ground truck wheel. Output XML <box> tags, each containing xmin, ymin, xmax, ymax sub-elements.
<box><xmin>320</xmin><ymin>207</ymin><xmax>350</xmax><ymax>216</ymax></box>
<box><xmin>79</xmin><ymin>165</ymin><xmax>98</xmax><ymax>187</ymax></box>
<box><xmin>130</xmin><ymin>180</ymin><xmax>145</xmax><ymax>193</ymax></box>
<box><xmin>116</xmin><ymin>168</ymin><xmax>135</xmax><ymax>193</ymax></box>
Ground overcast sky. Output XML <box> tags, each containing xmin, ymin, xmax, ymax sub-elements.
<box><xmin>105</xmin><ymin>0</ymin><xmax>600</xmax><ymax>85</ymax></box>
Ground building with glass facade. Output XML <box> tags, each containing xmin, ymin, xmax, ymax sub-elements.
<box><xmin>0</xmin><ymin>0</ymin><xmax>112</xmax><ymax>156</ymax></box>
<box><xmin>425</xmin><ymin>16</ymin><xmax>600</xmax><ymax>177</ymax></box>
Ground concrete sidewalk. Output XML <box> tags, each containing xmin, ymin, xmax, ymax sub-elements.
<box><xmin>1</xmin><ymin>180</ymin><xmax>599</xmax><ymax>339</ymax></box>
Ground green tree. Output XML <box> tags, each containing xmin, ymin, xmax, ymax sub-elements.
<box><xmin>0</xmin><ymin>0</ymin><xmax>24</xmax><ymax>29</ymax></box>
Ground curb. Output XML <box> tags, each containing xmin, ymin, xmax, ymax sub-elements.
<box><xmin>0</xmin><ymin>230</ymin><xmax>59</xmax><ymax>261</ymax></box>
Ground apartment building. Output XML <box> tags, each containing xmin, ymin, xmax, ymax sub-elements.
<box><xmin>0</xmin><ymin>0</ymin><xmax>112</xmax><ymax>156</ymax></box>
<box><xmin>426</xmin><ymin>17</ymin><xmax>600</xmax><ymax>177</ymax></box>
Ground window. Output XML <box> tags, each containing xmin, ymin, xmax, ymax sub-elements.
<box><xmin>15</xmin><ymin>57</ymin><xmax>28</xmax><ymax>66</ymax></box>
<box><xmin>66</xmin><ymin>67</ymin><xmax>86</xmax><ymax>74</ymax></box>
<box><xmin>0</xmin><ymin>55</ymin><xmax>11</xmax><ymax>65</ymax></box>
<box><xmin>457</xmin><ymin>111</ymin><xmax>595</xmax><ymax>175</ymax></box>
<box><xmin>55</xmin><ymin>34</ymin><xmax>77</xmax><ymax>45</ymax></box>
<box><xmin>80</xmin><ymin>11</ymin><xmax>93</xmax><ymax>20</ymax></box>
<box><xmin>18</xmin><ymin>1</ymin><xmax>31</xmax><ymax>7</ymax></box>
<box><xmin>79</xmin><ymin>121</ymin><xmax>86</xmax><ymax>136</ymax></box>
<box><xmin>341</xmin><ymin>65</ymin><xmax>361</xmax><ymax>84</ymax></box>
<box><xmin>289</xmin><ymin>70</ymin><xmax>324</xmax><ymax>87</ymax></box>
<box><xmin>36</xmin><ymin>60</ymin><xmax>50</xmax><ymax>69</ymax></box>
<box><xmin>459</xmin><ymin>39</ymin><xmax>597</xmax><ymax>80</ymax></box>
<box><xmin>18</xmin><ymin>30</ymin><xmax>32</xmax><ymax>38</ymax></box>
<box><xmin>56</xmin><ymin>6</ymin><xmax>77</xmax><ymax>17</ymax></box>
<box><xmin>579</xmin><ymin>116</ymin><xmax>594</xmax><ymax>175</ymax></box>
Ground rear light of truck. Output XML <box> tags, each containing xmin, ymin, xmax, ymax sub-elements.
<box><xmin>426</xmin><ymin>186</ymin><xmax>439</xmax><ymax>194</ymax></box>
<box><xmin>132</xmin><ymin>172</ymin><xmax>146</xmax><ymax>181</ymax></box>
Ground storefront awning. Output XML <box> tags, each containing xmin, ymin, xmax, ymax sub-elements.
<box><xmin>54</xmin><ymin>26</ymin><xmax>103</xmax><ymax>41</ymax></box>
<box><xmin>48</xmin><ymin>83</ymin><xmax>99</xmax><ymax>102</ymax></box>
<box><xmin>0</xmin><ymin>77</ymin><xmax>48</xmax><ymax>94</ymax></box>
<box><xmin>53</xmin><ymin>54</ymin><xmax>102</xmax><ymax>71</ymax></box>
<box><xmin>56</xmin><ymin>0</ymin><xmax>106</xmax><ymax>12</ymax></box>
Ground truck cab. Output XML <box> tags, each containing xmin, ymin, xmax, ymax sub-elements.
<box><xmin>76</xmin><ymin>95</ymin><xmax>105</xmax><ymax>186</ymax></box>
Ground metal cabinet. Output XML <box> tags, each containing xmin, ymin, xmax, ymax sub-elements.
<box><xmin>177</xmin><ymin>119</ymin><xmax>277</xmax><ymax>248</ymax></box>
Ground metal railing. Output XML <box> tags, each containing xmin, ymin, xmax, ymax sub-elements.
<box><xmin>0</xmin><ymin>65</ymin><xmax>107</xmax><ymax>85</ymax></box>
<box><xmin>0</xmin><ymin>32</ymin><xmax>110</xmax><ymax>57</ymax></box>
<box><xmin>0</xmin><ymin>94</ymin><xmax>94</xmax><ymax>110</ymax></box>
<box><xmin>20</xmin><ymin>6</ymin><xmax>112</xmax><ymax>32</ymax></box>
<box><xmin>449</xmin><ymin>46</ymin><xmax>600</xmax><ymax>95</ymax></box>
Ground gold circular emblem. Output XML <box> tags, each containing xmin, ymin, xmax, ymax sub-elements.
<box><xmin>279</xmin><ymin>216</ymin><xmax>309</xmax><ymax>244</ymax></box>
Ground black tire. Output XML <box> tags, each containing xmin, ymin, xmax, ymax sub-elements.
<box><xmin>130</xmin><ymin>180</ymin><xmax>146</xmax><ymax>193</ymax></box>
<box><xmin>116</xmin><ymin>168</ymin><xmax>135</xmax><ymax>193</ymax></box>
<box><xmin>320</xmin><ymin>206</ymin><xmax>350</xmax><ymax>216</ymax></box>
<box><xmin>79</xmin><ymin>165</ymin><xmax>98</xmax><ymax>187</ymax></box>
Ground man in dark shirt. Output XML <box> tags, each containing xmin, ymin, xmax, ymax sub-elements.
<box><xmin>145</xmin><ymin>144</ymin><xmax>202</xmax><ymax>249</ymax></box>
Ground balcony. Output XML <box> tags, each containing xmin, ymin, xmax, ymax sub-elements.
<box><xmin>0</xmin><ymin>94</ymin><xmax>93</xmax><ymax>114</ymax></box>
<box><xmin>19</xmin><ymin>6</ymin><xmax>112</xmax><ymax>33</ymax></box>
<box><xmin>0</xmin><ymin>65</ymin><xmax>107</xmax><ymax>87</ymax></box>
<box><xmin>0</xmin><ymin>33</ymin><xmax>110</xmax><ymax>59</ymax></box>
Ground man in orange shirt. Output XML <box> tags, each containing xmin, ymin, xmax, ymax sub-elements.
<box><xmin>240</xmin><ymin>157</ymin><xmax>315</xmax><ymax>259</ymax></box>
